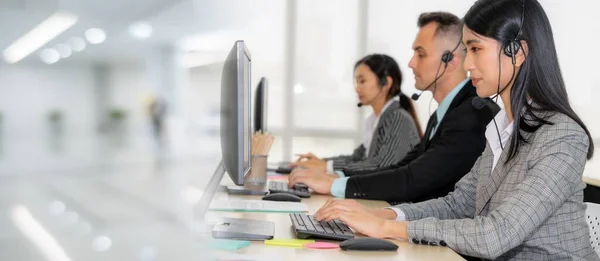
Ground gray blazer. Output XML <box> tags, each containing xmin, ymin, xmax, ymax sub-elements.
<box><xmin>394</xmin><ymin>113</ymin><xmax>599</xmax><ymax>260</ymax></box>
<box><xmin>325</xmin><ymin>100</ymin><xmax>420</xmax><ymax>173</ymax></box>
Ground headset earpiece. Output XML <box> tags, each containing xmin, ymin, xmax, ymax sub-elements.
<box><xmin>441</xmin><ymin>51</ymin><xmax>453</xmax><ymax>64</ymax></box>
<box><xmin>378</xmin><ymin>75</ymin><xmax>388</xmax><ymax>87</ymax></box>
<box><xmin>503</xmin><ymin>41</ymin><xmax>520</xmax><ymax>65</ymax></box>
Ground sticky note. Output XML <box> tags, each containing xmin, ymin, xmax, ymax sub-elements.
<box><xmin>209</xmin><ymin>239</ymin><xmax>251</xmax><ymax>250</ymax></box>
<box><xmin>264</xmin><ymin>239</ymin><xmax>315</xmax><ymax>247</ymax></box>
<box><xmin>304</xmin><ymin>242</ymin><xmax>339</xmax><ymax>249</ymax></box>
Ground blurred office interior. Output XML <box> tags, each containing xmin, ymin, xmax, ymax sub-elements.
<box><xmin>0</xmin><ymin>0</ymin><xmax>599</xmax><ymax>260</ymax></box>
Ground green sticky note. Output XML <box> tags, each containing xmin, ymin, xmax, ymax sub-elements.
<box><xmin>209</xmin><ymin>239</ymin><xmax>251</xmax><ymax>250</ymax></box>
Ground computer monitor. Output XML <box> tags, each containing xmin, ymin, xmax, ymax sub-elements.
<box><xmin>194</xmin><ymin>40</ymin><xmax>274</xmax><ymax>240</ymax></box>
<box><xmin>220</xmin><ymin>40</ymin><xmax>252</xmax><ymax>186</ymax></box>
<box><xmin>195</xmin><ymin>40</ymin><xmax>251</xmax><ymax>217</ymax></box>
<box><xmin>253</xmin><ymin>77</ymin><xmax>268</xmax><ymax>133</ymax></box>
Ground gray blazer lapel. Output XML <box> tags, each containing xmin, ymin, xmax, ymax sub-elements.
<box><xmin>367</xmin><ymin>101</ymin><xmax>400</xmax><ymax>158</ymax></box>
<box><xmin>475</xmin><ymin>142</ymin><xmax>520</xmax><ymax>215</ymax></box>
<box><xmin>475</xmin><ymin>144</ymin><xmax>495</xmax><ymax>213</ymax></box>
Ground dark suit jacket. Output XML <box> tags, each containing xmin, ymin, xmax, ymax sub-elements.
<box><xmin>342</xmin><ymin>80</ymin><xmax>499</xmax><ymax>203</ymax></box>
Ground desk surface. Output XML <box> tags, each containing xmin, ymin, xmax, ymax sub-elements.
<box><xmin>206</xmin><ymin>177</ymin><xmax>465</xmax><ymax>261</ymax></box>
<box><xmin>585</xmin><ymin>176</ymin><xmax>600</xmax><ymax>187</ymax></box>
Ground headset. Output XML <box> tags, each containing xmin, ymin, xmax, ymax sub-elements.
<box><xmin>472</xmin><ymin>0</ymin><xmax>526</xmax><ymax>152</ymax></box>
<box><xmin>411</xmin><ymin>35</ymin><xmax>464</xmax><ymax>101</ymax></box>
<box><xmin>357</xmin><ymin>55</ymin><xmax>396</xmax><ymax>107</ymax></box>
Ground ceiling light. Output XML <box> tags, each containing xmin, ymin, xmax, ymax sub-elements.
<box><xmin>85</xmin><ymin>28</ymin><xmax>106</xmax><ymax>45</ymax></box>
<box><xmin>129</xmin><ymin>21</ymin><xmax>153</xmax><ymax>39</ymax></box>
<box><xmin>2</xmin><ymin>12</ymin><xmax>78</xmax><ymax>64</ymax></box>
<box><xmin>64</xmin><ymin>212</ymin><xmax>79</xmax><ymax>225</ymax></box>
<box><xmin>294</xmin><ymin>84</ymin><xmax>304</xmax><ymax>94</ymax></box>
<box><xmin>40</xmin><ymin>48</ymin><xmax>60</xmax><ymax>64</ymax></box>
<box><xmin>92</xmin><ymin>236</ymin><xmax>112</xmax><ymax>252</ymax></box>
<box><xmin>55</xmin><ymin>44</ymin><xmax>71</xmax><ymax>58</ymax></box>
<box><xmin>48</xmin><ymin>201</ymin><xmax>66</xmax><ymax>216</ymax></box>
<box><xmin>68</xmin><ymin>37</ymin><xmax>86</xmax><ymax>52</ymax></box>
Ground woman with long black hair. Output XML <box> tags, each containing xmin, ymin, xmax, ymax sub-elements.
<box><xmin>292</xmin><ymin>54</ymin><xmax>422</xmax><ymax>173</ymax></box>
<box><xmin>312</xmin><ymin>0</ymin><xmax>598</xmax><ymax>259</ymax></box>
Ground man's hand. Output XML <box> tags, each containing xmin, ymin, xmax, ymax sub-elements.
<box><xmin>290</xmin><ymin>158</ymin><xmax>327</xmax><ymax>171</ymax></box>
<box><xmin>293</xmin><ymin>152</ymin><xmax>320</xmax><ymax>162</ymax></box>
<box><xmin>288</xmin><ymin>168</ymin><xmax>336</xmax><ymax>194</ymax></box>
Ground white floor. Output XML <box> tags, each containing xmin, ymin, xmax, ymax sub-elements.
<box><xmin>0</xmin><ymin>133</ymin><xmax>222</xmax><ymax>261</ymax></box>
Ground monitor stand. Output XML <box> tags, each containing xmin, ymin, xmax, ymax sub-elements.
<box><xmin>194</xmin><ymin>161</ymin><xmax>274</xmax><ymax>241</ymax></box>
<box><xmin>225</xmin><ymin>175</ymin><xmax>269</xmax><ymax>195</ymax></box>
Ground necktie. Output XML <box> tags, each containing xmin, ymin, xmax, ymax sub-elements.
<box><xmin>426</xmin><ymin>111</ymin><xmax>439</xmax><ymax>141</ymax></box>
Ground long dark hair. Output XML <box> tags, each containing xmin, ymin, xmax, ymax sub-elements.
<box><xmin>355</xmin><ymin>54</ymin><xmax>424</xmax><ymax>137</ymax></box>
<box><xmin>464</xmin><ymin>0</ymin><xmax>594</xmax><ymax>160</ymax></box>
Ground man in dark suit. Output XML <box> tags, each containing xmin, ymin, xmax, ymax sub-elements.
<box><xmin>289</xmin><ymin>12</ymin><xmax>498</xmax><ymax>203</ymax></box>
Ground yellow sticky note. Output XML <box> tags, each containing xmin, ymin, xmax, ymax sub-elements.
<box><xmin>264</xmin><ymin>239</ymin><xmax>315</xmax><ymax>247</ymax></box>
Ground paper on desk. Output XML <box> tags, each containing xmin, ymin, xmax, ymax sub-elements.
<box><xmin>208</xmin><ymin>200</ymin><xmax>308</xmax><ymax>213</ymax></box>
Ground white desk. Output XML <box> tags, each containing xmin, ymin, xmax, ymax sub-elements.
<box><xmin>206</xmin><ymin>177</ymin><xmax>465</xmax><ymax>261</ymax></box>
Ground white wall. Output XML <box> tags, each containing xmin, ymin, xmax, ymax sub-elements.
<box><xmin>0</xmin><ymin>61</ymin><xmax>160</xmax><ymax>143</ymax></box>
<box><xmin>0</xmin><ymin>63</ymin><xmax>96</xmax><ymax>142</ymax></box>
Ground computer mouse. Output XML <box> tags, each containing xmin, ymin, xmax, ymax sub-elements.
<box><xmin>262</xmin><ymin>193</ymin><xmax>301</xmax><ymax>202</ymax></box>
<box><xmin>275</xmin><ymin>167</ymin><xmax>294</xmax><ymax>174</ymax></box>
<box><xmin>339</xmin><ymin>238</ymin><xmax>398</xmax><ymax>252</ymax></box>
<box><xmin>293</xmin><ymin>183</ymin><xmax>308</xmax><ymax>190</ymax></box>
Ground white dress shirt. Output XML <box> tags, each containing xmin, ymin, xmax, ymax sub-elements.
<box><xmin>389</xmin><ymin>107</ymin><xmax>514</xmax><ymax>222</ymax></box>
<box><xmin>327</xmin><ymin>98</ymin><xmax>398</xmax><ymax>172</ymax></box>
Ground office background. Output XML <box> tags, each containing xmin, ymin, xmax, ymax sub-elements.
<box><xmin>1</xmin><ymin>0</ymin><xmax>598</xmax><ymax>175</ymax></box>
<box><xmin>0</xmin><ymin>0</ymin><xmax>598</xmax><ymax>259</ymax></box>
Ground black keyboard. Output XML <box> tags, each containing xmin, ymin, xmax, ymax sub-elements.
<box><xmin>269</xmin><ymin>181</ymin><xmax>311</xmax><ymax>198</ymax></box>
<box><xmin>290</xmin><ymin>213</ymin><xmax>354</xmax><ymax>241</ymax></box>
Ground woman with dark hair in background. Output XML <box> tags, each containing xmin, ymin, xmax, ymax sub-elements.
<box><xmin>312</xmin><ymin>1</ymin><xmax>598</xmax><ymax>260</ymax></box>
<box><xmin>293</xmin><ymin>54</ymin><xmax>422</xmax><ymax>174</ymax></box>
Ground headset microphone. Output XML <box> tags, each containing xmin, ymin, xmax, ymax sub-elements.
<box><xmin>411</xmin><ymin>65</ymin><xmax>447</xmax><ymax>101</ymax></box>
<box><xmin>357</xmin><ymin>86</ymin><xmax>384</xmax><ymax>107</ymax></box>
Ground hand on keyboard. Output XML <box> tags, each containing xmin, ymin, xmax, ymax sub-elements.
<box><xmin>313</xmin><ymin>199</ymin><xmax>404</xmax><ymax>239</ymax></box>
<box><xmin>290</xmin><ymin>213</ymin><xmax>354</xmax><ymax>241</ymax></box>
<box><xmin>288</xmin><ymin>168</ymin><xmax>335</xmax><ymax>195</ymax></box>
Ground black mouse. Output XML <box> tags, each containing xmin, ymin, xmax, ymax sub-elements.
<box><xmin>262</xmin><ymin>193</ymin><xmax>301</xmax><ymax>202</ymax></box>
<box><xmin>275</xmin><ymin>167</ymin><xmax>294</xmax><ymax>174</ymax></box>
<box><xmin>339</xmin><ymin>238</ymin><xmax>398</xmax><ymax>252</ymax></box>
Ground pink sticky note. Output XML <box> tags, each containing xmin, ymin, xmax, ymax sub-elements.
<box><xmin>304</xmin><ymin>242</ymin><xmax>340</xmax><ymax>249</ymax></box>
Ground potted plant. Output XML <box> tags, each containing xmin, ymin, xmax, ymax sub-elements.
<box><xmin>48</xmin><ymin>110</ymin><xmax>63</xmax><ymax>135</ymax></box>
<box><xmin>107</xmin><ymin>109</ymin><xmax>127</xmax><ymax>145</ymax></box>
